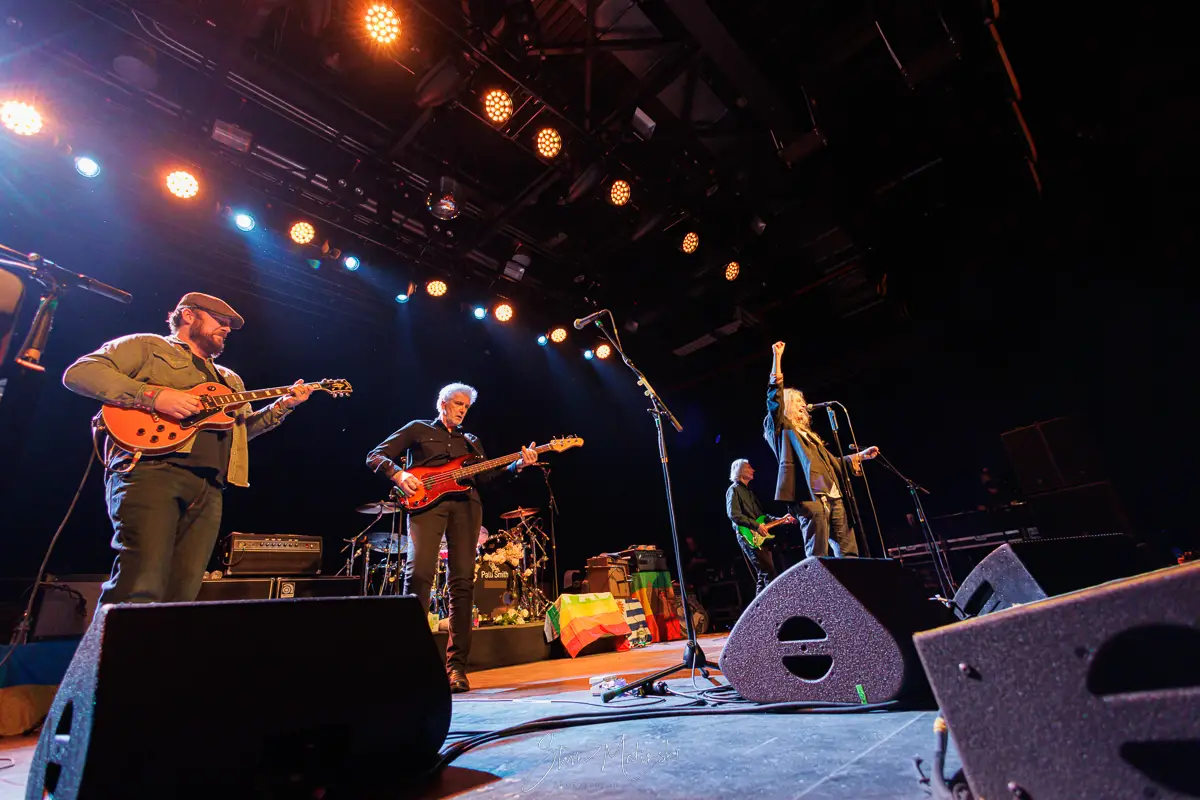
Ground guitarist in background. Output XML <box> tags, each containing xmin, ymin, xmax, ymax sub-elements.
<box><xmin>61</xmin><ymin>293</ymin><xmax>312</xmax><ymax>607</ymax></box>
<box><xmin>366</xmin><ymin>383</ymin><xmax>538</xmax><ymax>693</ymax></box>
<box><xmin>727</xmin><ymin>459</ymin><xmax>783</xmax><ymax>595</ymax></box>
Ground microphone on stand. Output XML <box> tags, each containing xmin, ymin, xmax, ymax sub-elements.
<box><xmin>573</xmin><ymin>309</ymin><xmax>609</xmax><ymax>330</ymax></box>
<box><xmin>806</xmin><ymin>401</ymin><xmax>836</xmax><ymax>410</ymax></box>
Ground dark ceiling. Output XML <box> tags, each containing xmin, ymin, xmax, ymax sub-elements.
<box><xmin>1</xmin><ymin>0</ymin><xmax>1071</xmax><ymax>364</ymax></box>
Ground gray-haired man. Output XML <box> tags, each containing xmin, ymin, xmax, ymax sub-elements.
<box><xmin>366</xmin><ymin>383</ymin><xmax>537</xmax><ymax>692</ymax></box>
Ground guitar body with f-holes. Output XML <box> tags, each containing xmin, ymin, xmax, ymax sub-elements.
<box><xmin>99</xmin><ymin>378</ymin><xmax>353</xmax><ymax>455</ymax></box>
<box><xmin>399</xmin><ymin>437</ymin><xmax>584</xmax><ymax>512</ymax></box>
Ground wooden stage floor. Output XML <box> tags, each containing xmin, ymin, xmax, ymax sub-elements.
<box><xmin>1</xmin><ymin>632</ymin><xmax>959</xmax><ymax>798</ymax></box>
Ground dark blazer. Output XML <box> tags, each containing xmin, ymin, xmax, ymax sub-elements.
<box><xmin>763</xmin><ymin>376</ymin><xmax>856</xmax><ymax>503</ymax></box>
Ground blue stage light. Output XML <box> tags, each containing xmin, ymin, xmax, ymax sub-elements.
<box><xmin>584</xmin><ymin>349</ymin><xmax>594</xmax><ymax>360</ymax></box>
<box><xmin>74</xmin><ymin>156</ymin><xmax>100</xmax><ymax>178</ymax></box>
<box><xmin>473</xmin><ymin>306</ymin><xmax>487</xmax><ymax>320</ymax></box>
<box><xmin>344</xmin><ymin>255</ymin><xmax>361</xmax><ymax>271</ymax></box>
<box><xmin>396</xmin><ymin>293</ymin><xmax>410</xmax><ymax>304</ymax></box>
<box><xmin>233</xmin><ymin>213</ymin><xmax>256</xmax><ymax>232</ymax></box>
<box><xmin>537</xmin><ymin>334</ymin><xmax>548</xmax><ymax>346</ymax></box>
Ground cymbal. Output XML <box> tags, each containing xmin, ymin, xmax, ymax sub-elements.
<box><xmin>365</xmin><ymin>532</ymin><xmax>406</xmax><ymax>553</ymax></box>
<box><xmin>357</xmin><ymin>500</ymin><xmax>402</xmax><ymax>515</ymax></box>
<box><xmin>500</xmin><ymin>506</ymin><xmax>538</xmax><ymax>520</ymax></box>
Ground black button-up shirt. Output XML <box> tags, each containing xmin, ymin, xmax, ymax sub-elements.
<box><xmin>365</xmin><ymin>419</ymin><xmax>517</xmax><ymax>497</ymax></box>
<box><xmin>726</xmin><ymin>481</ymin><xmax>770</xmax><ymax>535</ymax></box>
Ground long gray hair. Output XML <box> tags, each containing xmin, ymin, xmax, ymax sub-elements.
<box><xmin>729</xmin><ymin>458</ymin><xmax>750</xmax><ymax>482</ymax></box>
<box><xmin>436</xmin><ymin>382</ymin><xmax>478</xmax><ymax>412</ymax></box>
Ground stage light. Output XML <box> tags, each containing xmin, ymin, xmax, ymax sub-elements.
<box><xmin>609</xmin><ymin>179</ymin><xmax>631</xmax><ymax>206</ymax></box>
<box><xmin>595</xmin><ymin>343</ymin><xmax>612</xmax><ymax>359</ymax></box>
<box><xmin>365</xmin><ymin>4</ymin><xmax>400</xmax><ymax>44</ymax></box>
<box><xmin>483</xmin><ymin>89</ymin><xmax>513</xmax><ymax>124</ymax></box>
<box><xmin>494</xmin><ymin>303</ymin><xmax>513</xmax><ymax>323</ymax></box>
<box><xmin>73</xmin><ymin>156</ymin><xmax>101</xmax><ymax>178</ymax></box>
<box><xmin>427</xmin><ymin>176</ymin><xmax>460</xmax><ymax>221</ymax></box>
<box><xmin>549</xmin><ymin>327</ymin><xmax>567</xmax><ymax>343</ymax></box>
<box><xmin>1</xmin><ymin>101</ymin><xmax>43</xmax><ymax>136</ymax></box>
<box><xmin>426</xmin><ymin>279</ymin><xmax>447</xmax><ymax>297</ymax></box>
<box><xmin>473</xmin><ymin>306</ymin><xmax>487</xmax><ymax>320</ymax></box>
<box><xmin>681</xmin><ymin>231</ymin><xmax>699</xmax><ymax>254</ymax></box>
<box><xmin>535</xmin><ymin>127</ymin><xmax>562</xmax><ymax>159</ymax></box>
<box><xmin>233</xmin><ymin>213</ymin><xmax>256</xmax><ymax>232</ymax></box>
<box><xmin>537</xmin><ymin>334</ymin><xmax>548</xmax><ymax>346</ymax></box>
<box><xmin>396</xmin><ymin>292</ymin><xmax>410</xmax><ymax>303</ymax></box>
<box><xmin>343</xmin><ymin>255</ymin><xmax>361</xmax><ymax>271</ymax></box>
<box><xmin>166</xmin><ymin>170</ymin><xmax>199</xmax><ymax>199</ymax></box>
<box><xmin>290</xmin><ymin>221</ymin><xmax>316</xmax><ymax>244</ymax></box>
<box><xmin>725</xmin><ymin>261</ymin><xmax>740</xmax><ymax>281</ymax></box>
<box><xmin>583</xmin><ymin>349</ymin><xmax>594</xmax><ymax>360</ymax></box>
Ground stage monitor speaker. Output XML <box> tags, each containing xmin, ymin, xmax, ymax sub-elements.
<box><xmin>914</xmin><ymin>562</ymin><xmax>1200</xmax><ymax>800</ymax></box>
<box><xmin>718</xmin><ymin>557</ymin><xmax>956</xmax><ymax>706</ymax></box>
<box><xmin>952</xmin><ymin>536</ymin><xmax>1164</xmax><ymax>618</ymax></box>
<box><xmin>26</xmin><ymin>596</ymin><xmax>450</xmax><ymax>799</ymax></box>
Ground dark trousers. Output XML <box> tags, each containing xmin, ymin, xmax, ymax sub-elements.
<box><xmin>736</xmin><ymin>534</ymin><xmax>778</xmax><ymax>595</ymax></box>
<box><xmin>101</xmin><ymin>461</ymin><xmax>224</xmax><ymax>606</ymax></box>
<box><xmin>791</xmin><ymin>496</ymin><xmax>858</xmax><ymax>558</ymax></box>
<box><xmin>405</xmin><ymin>496</ymin><xmax>482</xmax><ymax>673</ymax></box>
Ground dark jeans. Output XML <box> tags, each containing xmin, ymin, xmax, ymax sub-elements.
<box><xmin>736</xmin><ymin>534</ymin><xmax>778</xmax><ymax>595</ymax></box>
<box><xmin>101</xmin><ymin>461</ymin><xmax>224</xmax><ymax>606</ymax></box>
<box><xmin>405</xmin><ymin>496</ymin><xmax>482</xmax><ymax>673</ymax></box>
<box><xmin>791</xmin><ymin>496</ymin><xmax>858</xmax><ymax>558</ymax></box>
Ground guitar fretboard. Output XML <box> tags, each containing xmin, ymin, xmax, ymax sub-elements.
<box><xmin>427</xmin><ymin>444</ymin><xmax>556</xmax><ymax>483</ymax></box>
<box><xmin>207</xmin><ymin>383</ymin><xmax>322</xmax><ymax>408</ymax></box>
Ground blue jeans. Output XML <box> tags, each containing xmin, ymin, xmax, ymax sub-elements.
<box><xmin>791</xmin><ymin>496</ymin><xmax>858</xmax><ymax>558</ymax></box>
<box><xmin>101</xmin><ymin>461</ymin><xmax>224</xmax><ymax>605</ymax></box>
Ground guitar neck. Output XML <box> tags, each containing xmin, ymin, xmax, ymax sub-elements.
<box><xmin>451</xmin><ymin>444</ymin><xmax>555</xmax><ymax>479</ymax></box>
<box><xmin>209</xmin><ymin>383</ymin><xmax>321</xmax><ymax>408</ymax></box>
<box><xmin>764</xmin><ymin>517</ymin><xmax>792</xmax><ymax>532</ymax></box>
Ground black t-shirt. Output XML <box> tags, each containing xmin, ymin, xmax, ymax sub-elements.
<box><xmin>166</xmin><ymin>352</ymin><xmax>231</xmax><ymax>484</ymax></box>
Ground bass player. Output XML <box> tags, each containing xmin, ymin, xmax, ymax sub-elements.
<box><xmin>61</xmin><ymin>293</ymin><xmax>312</xmax><ymax>607</ymax></box>
<box><xmin>366</xmin><ymin>383</ymin><xmax>537</xmax><ymax>693</ymax></box>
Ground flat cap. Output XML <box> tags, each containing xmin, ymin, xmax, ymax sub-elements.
<box><xmin>175</xmin><ymin>292</ymin><xmax>244</xmax><ymax>330</ymax></box>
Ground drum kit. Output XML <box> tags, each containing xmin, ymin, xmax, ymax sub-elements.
<box><xmin>345</xmin><ymin>499</ymin><xmax>553</xmax><ymax>621</ymax></box>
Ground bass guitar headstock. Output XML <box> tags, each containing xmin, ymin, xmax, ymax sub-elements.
<box><xmin>548</xmin><ymin>436</ymin><xmax>584</xmax><ymax>452</ymax></box>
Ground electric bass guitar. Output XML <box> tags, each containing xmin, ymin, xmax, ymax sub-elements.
<box><xmin>100</xmin><ymin>378</ymin><xmax>353</xmax><ymax>455</ymax></box>
<box><xmin>397</xmin><ymin>437</ymin><xmax>584</xmax><ymax>512</ymax></box>
<box><xmin>737</xmin><ymin>514</ymin><xmax>798</xmax><ymax>550</ymax></box>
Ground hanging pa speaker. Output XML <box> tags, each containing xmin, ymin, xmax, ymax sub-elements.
<box><xmin>25</xmin><ymin>596</ymin><xmax>450</xmax><ymax>799</ymax></box>
<box><xmin>915</xmin><ymin>562</ymin><xmax>1200</xmax><ymax>800</ymax></box>
<box><xmin>718</xmin><ymin>557</ymin><xmax>955</xmax><ymax>706</ymax></box>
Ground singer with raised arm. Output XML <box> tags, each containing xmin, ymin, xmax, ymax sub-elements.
<box><xmin>365</xmin><ymin>383</ymin><xmax>538</xmax><ymax>693</ymax></box>
<box><xmin>763</xmin><ymin>341</ymin><xmax>879</xmax><ymax>558</ymax></box>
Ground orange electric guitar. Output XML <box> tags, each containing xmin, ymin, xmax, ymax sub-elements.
<box><xmin>99</xmin><ymin>378</ymin><xmax>353</xmax><ymax>455</ymax></box>
<box><xmin>398</xmin><ymin>437</ymin><xmax>584</xmax><ymax>512</ymax></box>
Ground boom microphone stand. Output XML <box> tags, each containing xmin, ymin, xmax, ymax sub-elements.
<box><xmin>874</xmin><ymin>452</ymin><xmax>957</xmax><ymax>599</ymax></box>
<box><xmin>584</xmin><ymin>311</ymin><xmax>717</xmax><ymax>702</ymax></box>
<box><xmin>819</xmin><ymin>405</ymin><xmax>872</xmax><ymax>557</ymax></box>
<box><xmin>534</xmin><ymin>463</ymin><xmax>560</xmax><ymax>599</ymax></box>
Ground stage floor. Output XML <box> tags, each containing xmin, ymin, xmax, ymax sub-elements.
<box><xmin>0</xmin><ymin>633</ymin><xmax>961</xmax><ymax>798</ymax></box>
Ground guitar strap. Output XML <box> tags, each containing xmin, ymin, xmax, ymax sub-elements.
<box><xmin>464</xmin><ymin>432</ymin><xmax>484</xmax><ymax>458</ymax></box>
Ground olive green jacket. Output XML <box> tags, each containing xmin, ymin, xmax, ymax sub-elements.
<box><xmin>62</xmin><ymin>333</ymin><xmax>292</xmax><ymax>487</ymax></box>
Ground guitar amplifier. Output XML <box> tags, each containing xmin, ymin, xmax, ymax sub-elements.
<box><xmin>587</xmin><ymin>557</ymin><xmax>631</xmax><ymax>599</ymax></box>
<box><xmin>197</xmin><ymin>577</ymin><xmax>276</xmax><ymax>601</ymax></box>
<box><xmin>624</xmin><ymin>547</ymin><xmax>669</xmax><ymax>573</ymax></box>
<box><xmin>225</xmin><ymin>533</ymin><xmax>322</xmax><ymax>576</ymax></box>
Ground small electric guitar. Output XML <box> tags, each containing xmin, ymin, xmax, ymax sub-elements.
<box><xmin>738</xmin><ymin>514</ymin><xmax>798</xmax><ymax>550</ymax></box>
<box><xmin>398</xmin><ymin>437</ymin><xmax>584</xmax><ymax>512</ymax></box>
<box><xmin>100</xmin><ymin>378</ymin><xmax>353</xmax><ymax>455</ymax></box>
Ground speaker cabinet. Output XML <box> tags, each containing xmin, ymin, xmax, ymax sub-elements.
<box><xmin>26</xmin><ymin>596</ymin><xmax>450</xmax><ymax>799</ymax></box>
<box><xmin>915</xmin><ymin>562</ymin><xmax>1200</xmax><ymax>800</ymax></box>
<box><xmin>718</xmin><ymin>557</ymin><xmax>955</xmax><ymax>706</ymax></box>
<box><xmin>953</xmin><ymin>536</ymin><xmax>1164</xmax><ymax>618</ymax></box>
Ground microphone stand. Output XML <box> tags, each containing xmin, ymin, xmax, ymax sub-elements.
<box><xmin>820</xmin><ymin>405</ymin><xmax>872</xmax><ymax>557</ymax></box>
<box><xmin>589</xmin><ymin>313</ymin><xmax>716</xmax><ymax>702</ymax></box>
<box><xmin>874</xmin><ymin>452</ymin><xmax>957</xmax><ymax>598</ymax></box>
<box><xmin>834</xmin><ymin>402</ymin><xmax>885</xmax><ymax>557</ymax></box>
<box><xmin>534</xmin><ymin>463</ymin><xmax>560</xmax><ymax>599</ymax></box>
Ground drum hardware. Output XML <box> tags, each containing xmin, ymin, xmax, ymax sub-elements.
<box><xmin>354</xmin><ymin>500</ymin><xmax>403</xmax><ymax>515</ymax></box>
<box><xmin>499</xmin><ymin>506</ymin><xmax>538</xmax><ymax>520</ymax></box>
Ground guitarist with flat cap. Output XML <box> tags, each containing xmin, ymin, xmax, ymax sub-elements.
<box><xmin>62</xmin><ymin>292</ymin><xmax>314</xmax><ymax>607</ymax></box>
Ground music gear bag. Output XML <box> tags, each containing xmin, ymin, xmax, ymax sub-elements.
<box><xmin>719</xmin><ymin>557</ymin><xmax>955</xmax><ymax>706</ymax></box>
<box><xmin>26</xmin><ymin>596</ymin><xmax>450</xmax><ymax>799</ymax></box>
<box><xmin>952</xmin><ymin>536</ymin><xmax>1163</xmax><ymax>618</ymax></box>
<box><xmin>914</xmin><ymin>562</ymin><xmax>1200</xmax><ymax>800</ymax></box>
